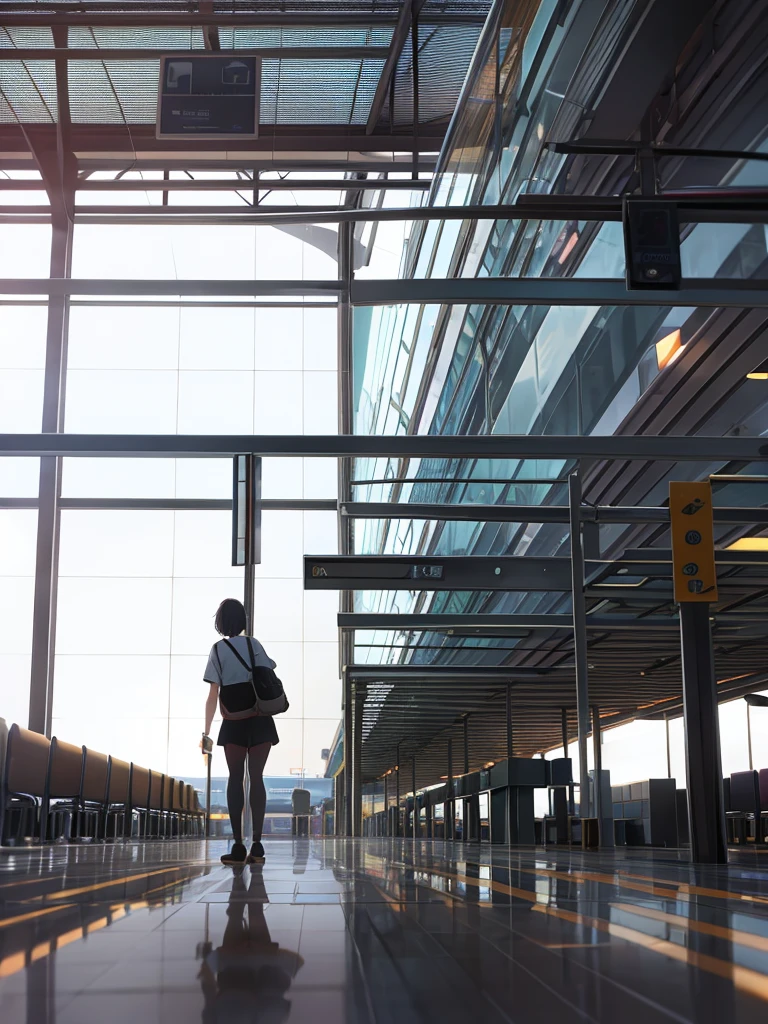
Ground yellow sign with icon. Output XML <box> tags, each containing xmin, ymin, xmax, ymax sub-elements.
<box><xmin>669</xmin><ymin>480</ymin><xmax>718</xmax><ymax>603</ymax></box>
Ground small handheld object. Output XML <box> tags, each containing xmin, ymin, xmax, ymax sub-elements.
<box><xmin>201</xmin><ymin>733</ymin><xmax>213</xmax><ymax>754</ymax></box>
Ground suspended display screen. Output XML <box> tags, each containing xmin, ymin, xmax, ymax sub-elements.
<box><xmin>157</xmin><ymin>55</ymin><xmax>260</xmax><ymax>140</ymax></box>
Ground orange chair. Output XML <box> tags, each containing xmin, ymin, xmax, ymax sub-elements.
<box><xmin>104</xmin><ymin>756</ymin><xmax>130</xmax><ymax>840</ymax></box>
<box><xmin>79</xmin><ymin>747</ymin><xmax>110</xmax><ymax>840</ymax></box>
<box><xmin>0</xmin><ymin>724</ymin><xmax>50</xmax><ymax>844</ymax></box>
<box><xmin>147</xmin><ymin>770</ymin><xmax>164</xmax><ymax>839</ymax></box>
<box><xmin>42</xmin><ymin>738</ymin><xmax>85</xmax><ymax>842</ymax></box>
<box><xmin>128</xmin><ymin>764</ymin><xmax>151</xmax><ymax>839</ymax></box>
<box><xmin>171</xmin><ymin>779</ymin><xmax>185</xmax><ymax>837</ymax></box>
<box><xmin>161</xmin><ymin>775</ymin><xmax>175</xmax><ymax>838</ymax></box>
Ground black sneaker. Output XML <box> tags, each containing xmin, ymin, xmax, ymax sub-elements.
<box><xmin>221</xmin><ymin>842</ymin><xmax>247</xmax><ymax>865</ymax></box>
<box><xmin>248</xmin><ymin>841</ymin><xmax>265</xmax><ymax>864</ymax></box>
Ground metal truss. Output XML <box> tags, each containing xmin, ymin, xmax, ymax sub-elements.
<box><xmin>1</xmin><ymin>433</ymin><xmax>766</xmax><ymax>461</ymax></box>
<box><xmin>3</xmin><ymin>277</ymin><xmax>767</xmax><ymax>309</ymax></box>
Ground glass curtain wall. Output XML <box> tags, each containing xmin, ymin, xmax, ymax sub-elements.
<box><xmin>0</xmin><ymin>222</ymin><xmax>341</xmax><ymax>791</ymax></box>
<box><xmin>348</xmin><ymin>0</ymin><xmax>768</xmax><ymax>787</ymax></box>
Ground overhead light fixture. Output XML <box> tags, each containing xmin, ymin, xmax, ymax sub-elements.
<box><xmin>747</xmin><ymin>358</ymin><xmax>768</xmax><ymax>380</ymax></box>
<box><xmin>726</xmin><ymin>537</ymin><xmax>768</xmax><ymax>551</ymax></box>
<box><xmin>655</xmin><ymin>329</ymin><xmax>683</xmax><ymax>370</ymax></box>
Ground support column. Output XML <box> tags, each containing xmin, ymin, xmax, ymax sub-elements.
<box><xmin>343</xmin><ymin>670</ymin><xmax>353</xmax><ymax>837</ymax></box>
<box><xmin>506</xmin><ymin>687</ymin><xmax>513</xmax><ymax>761</ymax></box>
<box><xmin>447</xmin><ymin>737</ymin><xmax>454</xmax><ymax>840</ymax></box>
<box><xmin>395</xmin><ymin>740</ymin><xmax>401</xmax><ymax>838</ymax></box>
<box><xmin>335</xmin><ymin>767</ymin><xmax>345</xmax><ymax>837</ymax></box>
<box><xmin>666</xmin><ymin>715</ymin><xmax>673</xmax><ymax>778</ymax></box>
<box><xmin>28</xmin><ymin>26</ymin><xmax>76</xmax><ymax>736</ymax></box>
<box><xmin>680</xmin><ymin>603</ymin><xmax>727</xmax><ymax>863</ymax></box>
<box><xmin>569</xmin><ymin>470</ymin><xmax>591</xmax><ymax>818</ymax></box>
<box><xmin>591</xmin><ymin>705</ymin><xmax>603</xmax><ymax>845</ymax></box>
<box><xmin>463</xmin><ymin>714</ymin><xmax>470</xmax><ymax>774</ymax></box>
<box><xmin>562</xmin><ymin>707</ymin><xmax>575</xmax><ymax>815</ymax></box>
<box><xmin>412</xmin><ymin>757</ymin><xmax>417</xmax><ymax>840</ymax></box>
<box><xmin>29</xmin><ymin>214</ymin><xmax>72</xmax><ymax>736</ymax></box>
<box><xmin>561</xmin><ymin>708</ymin><xmax>569</xmax><ymax>755</ymax></box>
<box><xmin>352</xmin><ymin>687</ymin><xmax>363</xmax><ymax>838</ymax></box>
<box><xmin>384</xmin><ymin>770</ymin><xmax>389</xmax><ymax>835</ymax></box>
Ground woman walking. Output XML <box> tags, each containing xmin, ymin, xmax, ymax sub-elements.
<box><xmin>202</xmin><ymin>598</ymin><xmax>280</xmax><ymax>865</ymax></box>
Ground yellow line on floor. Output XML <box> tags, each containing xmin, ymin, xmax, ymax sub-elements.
<box><xmin>488</xmin><ymin>862</ymin><xmax>768</xmax><ymax>910</ymax></box>
<box><xmin>22</xmin><ymin>867</ymin><xmax>187</xmax><ymax>902</ymax></box>
<box><xmin>612</xmin><ymin>902</ymin><xmax>768</xmax><ymax>955</ymax></box>
<box><xmin>0</xmin><ymin>903</ymin><xmax>77</xmax><ymax>929</ymax></box>
<box><xmin>609</xmin><ymin>870</ymin><xmax>768</xmax><ymax>907</ymax></box>
<box><xmin>398</xmin><ymin>862</ymin><xmax>768</xmax><ymax>1000</ymax></box>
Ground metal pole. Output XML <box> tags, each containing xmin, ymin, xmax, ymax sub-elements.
<box><xmin>464</xmin><ymin>715</ymin><xmax>470</xmax><ymax>774</ymax></box>
<box><xmin>591</xmin><ymin>705</ymin><xmax>603</xmax><ymax>845</ymax></box>
<box><xmin>353</xmin><ymin>689</ymin><xmax>363</xmax><ymax>838</ymax></box>
<box><xmin>747</xmin><ymin>705</ymin><xmax>753</xmax><ymax>772</ymax></box>
<box><xmin>396</xmin><ymin>740</ymin><xmax>401</xmax><ymax>838</ymax></box>
<box><xmin>29</xmin><ymin>207</ymin><xmax>73</xmax><ymax>735</ymax></box>
<box><xmin>569</xmin><ymin>470</ymin><xmax>591</xmax><ymax>819</ymax></box>
<box><xmin>384</xmin><ymin>770</ymin><xmax>389</xmax><ymax>836</ymax></box>
<box><xmin>411</xmin><ymin>4</ymin><xmax>419</xmax><ymax>179</ymax></box>
<box><xmin>561</xmin><ymin>708</ymin><xmax>568</xmax><ymax>755</ymax></box>
<box><xmin>343</xmin><ymin>672</ymin><xmax>353</xmax><ymax>837</ymax></box>
<box><xmin>506</xmin><ymin>686</ymin><xmax>514</xmax><ymax>761</ymax></box>
<box><xmin>412</xmin><ymin>757</ymin><xmax>417</xmax><ymax>840</ymax></box>
<box><xmin>666</xmin><ymin>715</ymin><xmax>673</xmax><ymax>778</ymax></box>
<box><xmin>447</xmin><ymin>737</ymin><xmax>453</xmax><ymax>841</ymax></box>
<box><xmin>680</xmin><ymin>602</ymin><xmax>727</xmax><ymax>863</ymax></box>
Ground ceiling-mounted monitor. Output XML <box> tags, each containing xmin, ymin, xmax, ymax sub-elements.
<box><xmin>156</xmin><ymin>54</ymin><xmax>260</xmax><ymax>140</ymax></box>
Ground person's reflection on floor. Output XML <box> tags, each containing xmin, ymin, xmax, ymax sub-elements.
<box><xmin>198</xmin><ymin>866</ymin><xmax>303</xmax><ymax>1023</ymax></box>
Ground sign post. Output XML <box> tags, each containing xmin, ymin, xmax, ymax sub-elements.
<box><xmin>670</xmin><ymin>480</ymin><xmax>726</xmax><ymax>863</ymax></box>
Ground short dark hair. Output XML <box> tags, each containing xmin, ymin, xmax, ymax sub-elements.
<box><xmin>214</xmin><ymin>598</ymin><xmax>247</xmax><ymax>637</ymax></box>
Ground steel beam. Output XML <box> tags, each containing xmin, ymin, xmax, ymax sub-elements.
<box><xmin>0</xmin><ymin>47</ymin><xmax>392</xmax><ymax>61</ymax></box>
<box><xmin>350</xmin><ymin>277</ymin><xmax>768</xmax><ymax>308</ymax></box>
<box><xmin>570</xmin><ymin>472</ymin><xmax>591</xmax><ymax>821</ymax></box>
<box><xmin>0</xmin><ymin>279</ymin><xmax>342</xmax><ymax>297</ymax></box>
<box><xmin>338</xmin><ymin>613</ymin><xmax>574</xmax><ymax>630</ymax></box>
<box><xmin>1</xmin><ymin>433</ymin><xmax>767</xmax><ymax>462</ymax></box>
<box><xmin>4</xmin><ymin>178</ymin><xmax>431</xmax><ymax>192</ymax></box>
<box><xmin>346</xmin><ymin>665</ymin><xmax>570</xmax><ymax>682</ymax></box>
<box><xmin>366</xmin><ymin>0</ymin><xmax>414</xmax><ymax>134</ymax></box>
<box><xmin>341</xmin><ymin>502</ymin><xmax>768</xmax><ymax>525</ymax></box>
<box><xmin>4</xmin><ymin>276</ymin><xmax>768</xmax><ymax>310</ymax></box>
<box><xmin>304</xmin><ymin>554</ymin><xmax>573</xmax><ymax>592</ymax></box>
<box><xmin>9</xmin><ymin>200</ymin><xmax>768</xmax><ymax>228</ymax></box>
<box><xmin>0</xmin><ymin>11</ymin><xmax>486</xmax><ymax>29</ymax></box>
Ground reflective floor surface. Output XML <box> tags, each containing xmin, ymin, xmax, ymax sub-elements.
<box><xmin>2</xmin><ymin>839</ymin><xmax>768</xmax><ymax>1023</ymax></box>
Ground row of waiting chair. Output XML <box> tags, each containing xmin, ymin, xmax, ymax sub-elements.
<box><xmin>0</xmin><ymin>721</ymin><xmax>204</xmax><ymax>846</ymax></box>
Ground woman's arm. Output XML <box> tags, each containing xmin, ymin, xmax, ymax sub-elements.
<box><xmin>204</xmin><ymin>682</ymin><xmax>218</xmax><ymax>738</ymax></box>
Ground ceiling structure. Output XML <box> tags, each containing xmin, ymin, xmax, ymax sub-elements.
<box><xmin>0</xmin><ymin>0</ymin><xmax>491</xmax><ymax>212</ymax></box>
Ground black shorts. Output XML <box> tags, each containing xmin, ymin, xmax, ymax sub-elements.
<box><xmin>217</xmin><ymin>716</ymin><xmax>279</xmax><ymax>748</ymax></box>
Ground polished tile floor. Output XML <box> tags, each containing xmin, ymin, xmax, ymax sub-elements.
<box><xmin>1</xmin><ymin>839</ymin><xmax>768</xmax><ymax>1023</ymax></box>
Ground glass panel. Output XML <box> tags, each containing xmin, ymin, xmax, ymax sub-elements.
<box><xmin>0</xmin><ymin>457</ymin><xmax>39</xmax><ymax>498</ymax></box>
<box><xmin>0</xmin><ymin>510</ymin><xmax>36</xmax><ymax>726</ymax></box>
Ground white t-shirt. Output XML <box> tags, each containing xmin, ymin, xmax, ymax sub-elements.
<box><xmin>204</xmin><ymin>635</ymin><xmax>276</xmax><ymax>690</ymax></box>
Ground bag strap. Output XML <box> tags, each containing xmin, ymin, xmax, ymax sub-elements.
<box><xmin>222</xmin><ymin>638</ymin><xmax>252</xmax><ymax>674</ymax></box>
<box><xmin>245</xmin><ymin>637</ymin><xmax>258</xmax><ymax>676</ymax></box>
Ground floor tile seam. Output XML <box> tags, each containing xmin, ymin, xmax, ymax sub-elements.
<box><xmin>476</xmin><ymin>918</ymin><xmax>715</xmax><ymax>1024</ymax></box>
<box><xmin>401</xmin><ymin>860</ymin><xmax>768</xmax><ymax>999</ymax></box>
<box><xmin>440</xmin><ymin>924</ymin><xmax>602</xmax><ymax>1024</ymax></box>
